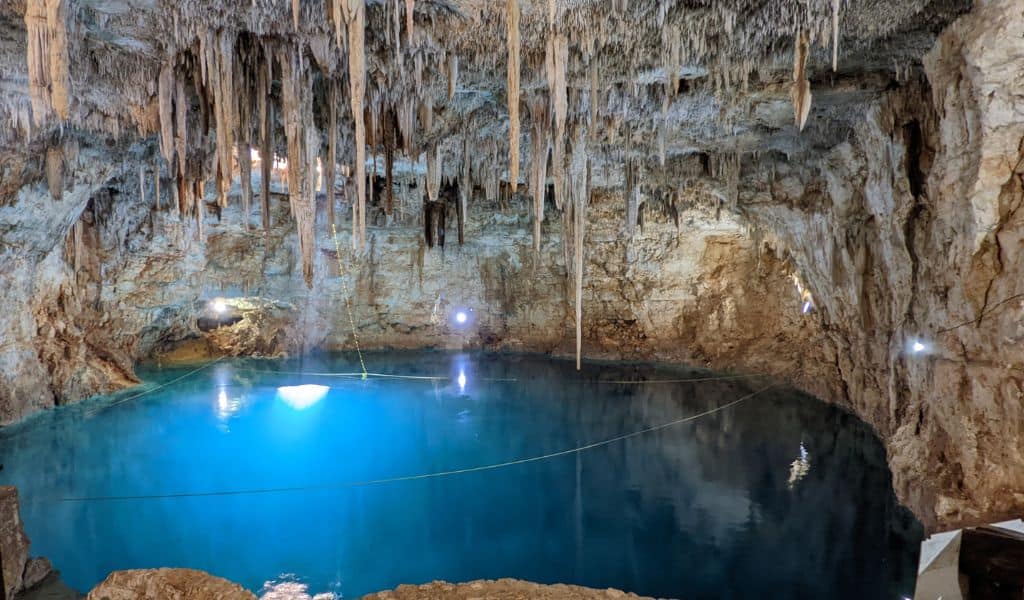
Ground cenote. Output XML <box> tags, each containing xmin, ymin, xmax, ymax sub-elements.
<box><xmin>0</xmin><ymin>352</ymin><xmax>922</xmax><ymax>599</ymax></box>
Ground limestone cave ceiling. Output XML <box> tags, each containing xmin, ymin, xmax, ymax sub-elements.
<box><xmin>0</xmin><ymin>0</ymin><xmax>970</xmax><ymax>281</ymax></box>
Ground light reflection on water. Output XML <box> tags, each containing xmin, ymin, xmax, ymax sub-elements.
<box><xmin>0</xmin><ymin>351</ymin><xmax>923</xmax><ymax>599</ymax></box>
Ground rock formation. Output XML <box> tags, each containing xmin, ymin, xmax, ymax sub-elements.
<box><xmin>0</xmin><ymin>0</ymin><xmax>1021</xmax><ymax>536</ymax></box>
<box><xmin>1</xmin><ymin>487</ymin><xmax>53</xmax><ymax>598</ymax></box>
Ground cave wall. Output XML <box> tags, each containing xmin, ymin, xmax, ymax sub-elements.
<box><xmin>741</xmin><ymin>0</ymin><xmax>1024</xmax><ymax>529</ymax></box>
<box><xmin>0</xmin><ymin>146</ymin><xmax>819</xmax><ymax>426</ymax></box>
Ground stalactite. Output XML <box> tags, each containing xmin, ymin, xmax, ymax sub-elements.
<box><xmin>238</xmin><ymin>140</ymin><xmax>252</xmax><ymax>230</ymax></box>
<box><xmin>154</xmin><ymin>162</ymin><xmax>161</xmax><ymax>210</ymax></box>
<box><xmin>211</xmin><ymin>31</ymin><xmax>237</xmax><ymax>209</ymax></box>
<box><xmin>292</xmin><ymin>0</ymin><xmax>300</xmax><ymax>31</ymax></box>
<box><xmin>326</xmin><ymin>81</ymin><xmax>338</xmax><ymax>227</ymax></box>
<box><xmin>549</xmin><ymin>34</ymin><xmax>568</xmax><ymax>209</ymax></box>
<box><xmin>139</xmin><ymin>165</ymin><xmax>146</xmax><ymax>208</ymax></box>
<box><xmin>528</xmin><ymin>95</ymin><xmax>549</xmax><ymax>254</ymax></box>
<box><xmin>791</xmin><ymin>30</ymin><xmax>812</xmax><ymax>132</ymax></box>
<box><xmin>45</xmin><ymin>146</ymin><xmax>63</xmax><ymax>200</ymax></box>
<box><xmin>459</xmin><ymin>137</ymin><xmax>470</xmax><ymax>243</ymax></box>
<box><xmin>24</xmin><ymin>0</ymin><xmax>70</xmax><ymax>124</ymax></box>
<box><xmin>384</xmin><ymin>145</ymin><xmax>394</xmax><ymax>216</ymax></box>
<box><xmin>405</xmin><ymin>0</ymin><xmax>415</xmax><ymax>45</ymax></box>
<box><xmin>25</xmin><ymin>0</ymin><xmax>50</xmax><ymax>124</ymax></box>
<box><xmin>158</xmin><ymin>65</ymin><xmax>175</xmax><ymax>164</ymax></box>
<box><xmin>426</xmin><ymin>144</ymin><xmax>441</xmax><ymax>202</ymax></box>
<box><xmin>45</xmin><ymin>0</ymin><xmax>70</xmax><ymax>120</ymax></box>
<box><xmin>343</xmin><ymin>0</ymin><xmax>367</xmax><ymax>250</ymax></box>
<box><xmin>279</xmin><ymin>48</ymin><xmax>317</xmax><ymax>288</ymax></box>
<box><xmin>447</xmin><ymin>54</ymin><xmax>459</xmax><ymax>102</ymax></box>
<box><xmin>259</xmin><ymin>51</ymin><xmax>272</xmax><ymax>231</ymax></box>
<box><xmin>624</xmin><ymin>157</ymin><xmax>641</xmax><ymax>236</ymax></box>
<box><xmin>174</xmin><ymin>79</ymin><xmax>188</xmax><ymax>178</ymax></box>
<box><xmin>238</xmin><ymin>54</ymin><xmax>253</xmax><ymax>231</ymax></box>
<box><xmin>72</xmin><ymin>218</ymin><xmax>83</xmax><ymax>276</ymax></box>
<box><xmin>832</xmin><ymin>0</ymin><xmax>840</xmax><ymax>72</ymax></box>
<box><xmin>658</xmin><ymin>93</ymin><xmax>668</xmax><ymax>167</ymax></box>
<box><xmin>506</xmin><ymin>0</ymin><xmax>521</xmax><ymax>193</ymax></box>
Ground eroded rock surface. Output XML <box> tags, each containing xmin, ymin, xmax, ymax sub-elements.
<box><xmin>86</xmin><ymin>569</ymin><xmax>255</xmax><ymax>600</ymax></box>
<box><xmin>0</xmin><ymin>486</ymin><xmax>53</xmax><ymax>599</ymax></box>
<box><xmin>363</xmin><ymin>579</ymin><xmax>654</xmax><ymax>600</ymax></box>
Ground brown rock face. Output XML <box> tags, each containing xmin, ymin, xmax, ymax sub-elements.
<box><xmin>86</xmin><ymin>569</ymin><xmax>255</xmax><ymax>600</ymax></box>
<box><xmin>0</xmin><ymin>486</ymin><xmax>30</xmax><ymax>599</ymax></box>
<box><xmin>363</xmin><ymin>579</ymin><xmax>653</xmax><ymax>600</ymax></box>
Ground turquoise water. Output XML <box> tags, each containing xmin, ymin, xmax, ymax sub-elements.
<box><xmin>0</xmin><ymin>352</ymin><xmax>921</xmax><ymax>599</ymax></box>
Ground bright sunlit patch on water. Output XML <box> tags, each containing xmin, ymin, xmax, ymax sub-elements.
<box><xmin>276</xmin><ymin>385</ymin><xmax>329</xmax><ymax>410</ymax></box>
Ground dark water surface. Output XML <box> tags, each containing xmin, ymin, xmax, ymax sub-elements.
<box><xmin>0</xmin><ymin>352</ymin><xmax>922</xmax><ymax>599</ymax></box>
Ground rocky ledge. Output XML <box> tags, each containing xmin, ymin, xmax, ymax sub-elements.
<box><xmin>85</xmin><ymin>570</ymin><xmax>655</xmax><ymax>600</ymax></box>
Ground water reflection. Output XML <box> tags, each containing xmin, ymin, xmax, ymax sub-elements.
<box><xmin>0</xmin><ymin>351</ymin><xmax>923</xmax><ymax>599</ymax></box>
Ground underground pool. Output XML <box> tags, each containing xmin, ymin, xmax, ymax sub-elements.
<box><xmin>0</xmin><ymin>351</ymin><xmax>923</xmax><ymax>599</ymax></box>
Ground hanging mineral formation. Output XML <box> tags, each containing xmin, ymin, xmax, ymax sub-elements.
<box><xmin>326</xmin><ymin>81</ymin><xmax>338</xmax><ymax>227</ymax></box>
<box><xmin>45</xmin><ymin>146</ymin><xmax>63</xmax><ymax>200</ymax></box>
<box><xmin>528</xmin><ymin>95</ymin><xmax>549</xmax><ymax>253</ymax></box>
<box><xmin>832</xmin><ymin>0</ymin><xmax>841</xmax><ymax>71</ymax></box>
<box><xmin>279</xmin><ymin>49</ymin><xmax>318</xmax><ymax>288</ymax></box>
<box><xmin>343</xmin><ymin>0</ymin><xmax>368</xmax><ymax>250</ymax></box>
<box><xmin>506</xmin><ymin>0</ymin><xmax>521</xmax><ymax>193</ymax></box>
<box><xmin>790</xmin><ymin>30</ymin><xmax>812</xmax><ymax>131</ymax></box>
<box><xmin>405</xmin><ymin>0</ymin><xmax>415</xmax><ymax>45</ymax></box>
<box><xmin>547</xmin><ymin>34</ymin><xmax>568</xmax><ymax>209</ymax></box>
<box><xmin>24</xmin><ymin>0</ymin><xmax>70</xmax><ymax>124</ymax></box>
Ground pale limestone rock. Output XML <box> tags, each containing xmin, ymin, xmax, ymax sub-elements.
<box><xmin>86</xmin><ymin>569</ymin><xmax>255</xmax><ymax>600</ymax></box>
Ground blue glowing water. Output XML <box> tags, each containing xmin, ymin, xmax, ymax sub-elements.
<box><xmin>0</xmin><ymin>352</ymin><xmax>922</xmax><ymax>599</ymax></box>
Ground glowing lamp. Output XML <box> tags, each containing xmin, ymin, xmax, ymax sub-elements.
<box><xmin>455</xmin><ymin>311</ymin><xmax>467</xmax><ymax>324</ymax></box>
<box><xmin>211</xmin><ymin>299</ymin><xmax>227</xmax><ymax>314</ymax></box>
<box><xmin>277</xmin><ymin>384</ymin><xmax>329</xmax><ymax>410</ymax></box>
<box><xmin>912</xmin><ymin>341</ymin><xmax>925</xmax><ymax>353</ymax></box>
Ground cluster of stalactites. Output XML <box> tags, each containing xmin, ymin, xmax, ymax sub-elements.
<box><xmin>279</xmin><ymin>47</ymin><xmax>320</xmax><ymax>288</ymax></box>
<box><xmin>24</xmin><ymin>0</ymin><xmax>71</xmax><ymax>126</ymax></box>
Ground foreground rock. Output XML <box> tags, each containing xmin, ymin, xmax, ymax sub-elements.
<box><xmin>364</xmin><ymin>579</ymin><xmax>655</xmax><ymax>600</ymax></box>
<box><xmin>86</xmin><ymin>570</ymin><xmax>255</xmax><ymax>600</ymax></box>
<box><xmin>0</xmin><ymin>487</ymin><xmax>54</xmax><ymax>599</ymax></box>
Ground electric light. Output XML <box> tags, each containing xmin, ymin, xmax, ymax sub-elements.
<box><xmin>458</xmin><ymin>370</ymin><xmax>467</xmax><ymax>392</ymax></box>
<box><xmin>455</xmin><ymin>311</ymin><xmax>467</xmax><ymax>324</ymax></box>
<box><xmin>277</xmin><ymin>384</ymin><xmax>329</xmax><ymax>410</ymax></box>
<box><xmin>802</xmin><ymin>301</ymin><xmax>813</xmax><ymax>314</ymax></box>
<box><xmin>912</xmin><ymin>341</ymin><xmax>925</xmax><ymax>353</ymax></box>
<box><xmin>211</xmin><ymin>298</ymin><xmax>227</xmax><ymax>314</ymax></box>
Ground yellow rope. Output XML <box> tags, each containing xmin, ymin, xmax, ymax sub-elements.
<box><xmin>331</xmin><ymin>222</ymin><xmax>368</xmax><ymax>378</ymax></box>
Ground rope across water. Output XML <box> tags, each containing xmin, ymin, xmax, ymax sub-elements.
<box><xmin>57</xmin><ymin>381</ymin><xmax>775</xmax><ymax>503</ymax></box>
